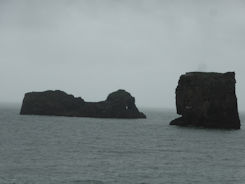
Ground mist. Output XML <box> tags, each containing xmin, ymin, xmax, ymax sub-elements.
<box><xmin>0</xmin><ymin>0</ymin><xmax>245</xmax><ymax>111</ymax></box>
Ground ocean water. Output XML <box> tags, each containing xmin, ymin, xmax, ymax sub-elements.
<box><xmin>0</xmin><ymin>105</ymin><xmax>245</xmax><ymax>184</ymax></box>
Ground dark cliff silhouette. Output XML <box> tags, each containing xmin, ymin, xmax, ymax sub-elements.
<box><xmin>170</xmin><ymin>72</ymin><xmax>240</xmax><ymax>129</ymax></box>
<box><xmin>20</xmin><ymin>89</ymin><xmax>146</xmax><ymax>119</ymax></box>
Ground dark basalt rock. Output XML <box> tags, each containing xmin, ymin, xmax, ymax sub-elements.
<box><xmin>20</xmin><ymin>89</ymin><xmax>146</xmax><ymax>119</ymax></box>
<box><xmin>170</xmin><ymin>72</ymin><xmax>240</xmax><ymax>129</ymax></box>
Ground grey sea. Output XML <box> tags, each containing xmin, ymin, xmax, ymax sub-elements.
<box><xmin>0</xmin><ymin>104</ymin><xmax>245</xmax><ymax>184</ymax></box>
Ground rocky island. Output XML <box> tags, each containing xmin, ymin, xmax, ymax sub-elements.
<box><xmin>20</xmin><ymin>89</ymin><xmax>146</xmax><ymax>119</ymax></box>
<box><xmin>170</xmin><ymin>72</ymin><xmax>240</xmax><ymax>129</ymax></box>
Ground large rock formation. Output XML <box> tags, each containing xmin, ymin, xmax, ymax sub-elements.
<box><xmin>20</xmin><ymin>89</ymin><xmax>146</xmax><ymax>119</ymax></box>
<box><xmin>170</xmin><ymin>72</ymin><xmax>240</xmax><ymax>129</ymax></box>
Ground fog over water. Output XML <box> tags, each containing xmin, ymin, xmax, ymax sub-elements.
<box><xmin>0</xmin><ymin>0</ymin><xmax>245</xmax><ymax>111</ymax></box>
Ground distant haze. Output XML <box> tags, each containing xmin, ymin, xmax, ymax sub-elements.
<box><xmin>0</xmin><ymin>0</ymin><xmax>245</xmax><ymax>111</ymax></box>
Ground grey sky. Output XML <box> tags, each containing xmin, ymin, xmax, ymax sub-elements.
<box><xmin>0</xmin><ymin>0</ymin><xmax>245</xmax><ymax>111</ymax></box>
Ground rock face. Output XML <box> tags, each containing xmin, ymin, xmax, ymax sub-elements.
<box><xmin>20</xmin><ymin>89</ymin><xmax>146</xmax><ymax>119</ymax></box>
<box><xmin>170</xmin><ymin>72</ymin><xmax>240</xmax><ymax>129</ymax></box>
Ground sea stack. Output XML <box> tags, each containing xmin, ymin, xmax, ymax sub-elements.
<box><xmin>20</xmin><ymin>89</ymin><xmax>146</xmax><ymax>119</ymax></box>
<box><xmin>170</xmin><ymin>72</ymin><xmax>240</xmax><ymax>129</ymax></box>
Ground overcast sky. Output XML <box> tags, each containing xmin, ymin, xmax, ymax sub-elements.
<box><xmin>0</xmin><ymin>0</ymin><xmax>245</xmax><ymax>111</ymax></box>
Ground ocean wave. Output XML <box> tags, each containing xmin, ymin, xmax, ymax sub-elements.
<box><xmin>71</xmin><ymin>180</ymin><xmax>104</xmax><ymax>184</ymax></box>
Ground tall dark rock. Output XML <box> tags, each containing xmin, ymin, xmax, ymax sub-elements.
<box><xmin>20</xmin><ymin>89</ymin><xmax>146</xmax><ymax>119</ymax></box>
<box><xmin>170</xmin><ymin>72</ymin><xmax>240</xmax><ymax>129</ymax></box>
